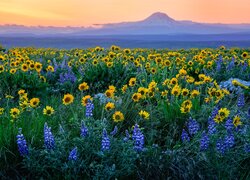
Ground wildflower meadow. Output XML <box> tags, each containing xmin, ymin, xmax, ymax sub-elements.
<box><xmin>0</xmin><ymin>45</ymin><xmax>250</xmax><ymax>179</ymax></box>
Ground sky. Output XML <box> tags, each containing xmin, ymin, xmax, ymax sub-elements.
<box><xmin>0</xmin><ymin>0</ymin><xmax>250</xmax><ymax>27</ymax></box>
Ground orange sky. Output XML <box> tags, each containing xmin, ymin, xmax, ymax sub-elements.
<box><xmin>0</xmin><ymin>0</ymin><xmax>250</xmax><ymax>26</ymax></box>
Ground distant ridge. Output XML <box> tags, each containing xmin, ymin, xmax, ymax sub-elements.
<box><xmin>1</xmin><ymin>12</ymin><xmax>250</xmax><ymax>36</ymax></box>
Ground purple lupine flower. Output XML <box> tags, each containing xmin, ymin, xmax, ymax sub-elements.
<box><xmin>224</xmin><ymin>118</ymin><xmax>234</xmax><ymax>132</ymax></box>
<box><xmin>237</xmin><ymin>93</ymin><xmax>245</xmax><ymax>108</ymax></box>
<box><xmin>216</xmin><ymin>56</ymin><xmax>223</xmax><ymax>71</ymax></box>
<box><xmin>101</xmin><ymin>129</ymin><xmax>110</xmax><ymax>151</ymax></box>
<box><xmin>216</xmin><ymin>138</ymin><xmax>226</xmax><ymax>154</ymax></box>
<box><xmin>132</xmin><ymin>124</ymin><xmax>144</xmax><ymax>152</ymax></box>
<box><xmin>244</xmin><ymin>143</ymin><xmax>250</xmax><ymax>153</ymax></box>
<box><xmin>58</xmin><ymin>71</ymin><xmax>77</xmax><ymax>84</ymax></box>
<box><xmin>44</xmin><ymin>123</ymin><xmax>55</xmax><ymax>150</ymax></box>
<box><xmin>80</xmin><ymin>121</ymin><xmax>88</xmax><ymax>137</ymax></box>
<box><xmin>16</xmin><ymin>128</ymin><xmax>29</xmax><ymax>157</ymax></box>
<box><xmin>224</xmin><ymin>133</ymin><xmax>235</xmax><ymax>150</ymax></box>
<box><xmin>211</xmin><ymin>106</ymin><xmax>219</xmax><ymax>119</ymax></box>
<box><xmin>227</xmin><ymin>57</ymin><xmax>235</xmax><ymax>70</ymax></box>
<box><xmin>123</xmin><ymin>130</ymin><xmax>130</xmax><ymax>142</ymax></box>
<box><xmin>68</xmin><ymin>147</ymin><xmax>78</xmax><ymax>161</ymax></box>
<box><xmin>187</xmin><ymin>117</ymin><xmax>200</xmax><ymax>136</ymax></box>
<box><xmin>200</xmin><ymin>131</ymin><xmax>209</xmax><ymax>151</ymax></box>
<box><xmin>208</xmin><ymin>117</ymin><xmax>217</xmax><ymax>135</ymax></box>
<box><xmin>181</xmin><ymin>129</ymin><xmax>190</xmax><ymax>142</ymax></box>
<box><xmin>110</xmin><ymin>126</ymin><xmax>118</xmax><ymax>136</ymax></box>
<box><xmin>85</xmin><ymin>99</ymin><xmax>94</xmax><ymax>118</ymax></box>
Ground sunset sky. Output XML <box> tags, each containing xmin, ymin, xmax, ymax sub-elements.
<box><xmin>0</xmin><ymin>0</ymin><xmax>250</xmax><ymax>27</ymax></box>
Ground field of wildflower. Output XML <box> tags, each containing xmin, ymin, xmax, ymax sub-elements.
<box><xmin>0</xmin><ymin>44</ymin><xmax>250</xmax><ymax>179</ymax></box>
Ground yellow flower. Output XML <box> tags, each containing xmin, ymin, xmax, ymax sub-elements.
<box><xmin>108</xmin><ymin>85</ymin><xmax>116</xmax><ymax>92</ymax></box>
<box><xmin>138</xmin><ymin>87</ymin><xmax>148</xmax><ymax>98</ymax></box>
<box><xmin>78</xmin><ymin>82</ymin><xmax>89</xmax><ymax>91</ymax></box>
<box><xmin>43</xmin><ymin>106</ymin><xmax>55</xmax><ymax>116</ymax></box>
<box><xmin>0</xmin><ymin>107</ymin><xmax>4</xmax><ymax>115</ymax></box>
<box><xmin>139</xmin><ymin>110</ymin><xmax>150</xmax><ymax>120</ymax></box>
<box><xmin>129</xmin><ymin>77</ymin><xmax>136</xmax><ymax>87</ymax></box>
<box><xmin>179</xmin><ymin>68</ymin><xmax>187</xmax><ymax>76</ymax></box>
<box><xmin>181</xmin><ymin>88</ymin><xmax>189</xmax><ymax>97</ymax></box>
<box><xmin>170</xmin><ymin>78</ymin><xmax>178</xmax><ymax>86</ymax></box>
<box><xmin>105</xmin><ymin>89</ymin><xmax>114</xmax><ymax>98</ymax></box>
<box><xmin>10</xmin><ymin>68</ymin><xmax>17</xmax><ymax>74</ymax></box>
<box><xmin>19</xmin><ymin>101</ymin><xmax>29</xmax><ymax>110</ymax></box>
<box><xmin>105</xmin><ymin>102</ymin><xmax>115</xmax><ymax>111</ymax></box>
<box><xmin>171</xmin><ymin>85</ymin><xmax>181</xmax><ymax>96</ymax></box>
<box><xmin>34</xmin><ymin>62</ymin><xmax>42</xmax><ymax>72</ymax></box>
<box><xmin>218</xmin><ymin>108</ymin><xmax>230</xmax><ymax>119</ymax></box>
<box><xmin>180</xmin><ymin>105</ymin><xmax>192</xmax><ymax>113</ymax></box>
<box><xmin>63</xmin><ymin>94</ymin><xmax>74</xmax><ymax>105</ymax></box>
<box><xmin>121</xmin><ymin>85</ymin><xmax>128</xmax><ymax>94</ymax></box>
<box><xmin>233</xmin><ymin>115</ymin><xmax>242</xmax><ymax>127</ymax></box>
<box><xmin>0</xmin><ymin>65</ymin><xmax>4</xmax><ymax>73</ymax></box>
<box><xmin>29</xmin><ymin>98</ymin><xmax>40</xmax><ymax>108</ymax></box>
<box><xmin>18</xmin><ymin>89</ymin><xmax>25</xmax><ymax>96</ymax></box>
<box><xmin>132</xmin><ymin>93</ymin><xmax>142</xmax><ymax>102</ymax></box>
<box><xmin>242</xmin><ymin>52</ymin><xmax>248</xmax><ymax>58</ymax></box>
<box><xmin>112</xmin><ymin>111</ymin><xmax>124</xmax><ymax>122</ymax></box>
<box><xmin>10</xmin><ymin>108</ymin><xmax>20</xmax><ymax>119</ymax></box>
<box><xmin>46</xmin><ymin>65</ymin><xmax>54</xmax><ymax>72</ymax></box>
<box><xmin>21</xmin><ymin>63</ymin><xmax>29</xmax><ymax>72</ymax></box>
<box><xmin>5</xmin><ymin>94</ymin><xmax>14</xmax><ymax>99</ymax></box>
<box><xmin>191</xmin><ymin>90</ymin><xmax>200</xmax><ymax>98</ymax></box>
<box><xmin>81</xmin><ymin>95</ymin><xmax>92</xmax><ymax>106</ymax></box>
<box><xmin>214</xmin><ymin>114</ymin><xmax>223</xmax><ymax>123</ymax></box>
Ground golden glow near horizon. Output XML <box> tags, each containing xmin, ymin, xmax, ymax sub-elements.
<box><xmin>0</xmin><ymin>0</ymin><xmax>250</xmax><ymax>26</ymax></box>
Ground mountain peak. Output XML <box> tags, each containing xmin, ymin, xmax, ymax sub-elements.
<box><xmin>144</xmin><ymin>12</ymin><xmax>176</xmax><ymax>23</ymax></box>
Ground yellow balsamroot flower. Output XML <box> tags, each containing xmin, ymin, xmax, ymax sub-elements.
<box><xmin>171</xmin><ymin>85</ymin><xmax>181</xmax><ymax>96</ymax></box>
<box><xmin>78</xmin><ymin>82</ymin><xmax>89</xmax><ymax>91</ymax></box>
<box><xmin>129</xmin><ymin>77</ymin><xmax>136</xmax><ymax>87</ymax></box>
<box><xmin>121</xmin><ymin>85</ymin><xmax>128</xmax><ymax>94</ymax></box>
<box><xmin>43</xmin><ymin>106</ymin><xmax>55</xmax><ymax>116</ymax></box>
<box><xmin>214</xmin><ymin>108</ymin><xmax>230</xmax><ymax>123</ymax></box>
<box><xmin>180</xmin><ymin>105</ymin><xmax>192</xmax><ymax>114</ymax></box>
<box><xmin>29</xmin><ymin>98</ymin><xmax>40</xmax><ymax>108</ymax></box>
<box><xmin>132</xmin><ymin>93</ymin><xmax>142</xmax><ymax>102</ymax></box>
<box><xmin>181</xmin><ymin>88</ymin><xmax>189</xmax><ymax>97</ymax></box>
<box><xmin>105</xmin><ymin>89</ymin><xmax>114</xmax><ymax>98</ymax></box>
<box><xmin>139</xmin><ymin>110</ymin><xmax>150</xmax><ymax>120</ymax></box>
<box><xmin>170</xmin><ymin>78</ymin><xmax>178</xmax><ymax>86</ymax></box>
<box><xmin>18</xmin><ymin>89</ymin><xmax>26</xmax><ymax>96</ymax></box>
<box><xmin>46</xmin><ymin>65</ymin><xmax>54</xmax><ymax>72</ymax></box>
<box><xmin>0</xmin><ymin>107</ymin><xmax>4</xmax><ymax>115</ymax></box>
<box><xmin>29</xmin><ymin>63</ymin><xmax>35</xmax><ymax>70</ymax></box>
<box><xmin>108</xmin><ymin>85</ymin><xmax>116</xmax><ymax>92</ymax></box>
<box><xmin>92</xmin><ymin>59</ymin><xmax>98</xmax><ymax>66</ymax></box>
<box><xmin>34</xmin><ymin>62</ymin><xmax>42</xmax><ymax>72</ymax></box>
<box><xmin>179</xmin><ymin>68</ymin><xmax>187</xmax><ymax>76</ymax></box>
<box><xmin>191</xmin><ymin>90</ymin><xmax>200</xmax><ymax>98</ymax></box>
<box><xmin>5</xmin><ymin>94</ymin><xmax>14</xmax><ymax>99</ymax></box>
<box><xmin>241</xmin><ymin>52</ymin><xmax>248</xmax><ymax>59</ymax></box>
<box><xmin>19</xmin><ymin>101</ymin><xmax>29</xmax><ymax>110</ymax></box>
<box><xmin>161</xmin><ymin>90</ymin><xmax>168</xmax><ymax>97</ymax></box>
<box><xmin>10</xmin><ymin>108</ymin><xmax>20</xmax><ymax>119</ymax></box>
<box><xmin>0</xmin><ymin>65</ymin><xmax>5</xmax><ymax>73</ymax></box>
<box><xmin>112</xmin><ymin>111</ymin><xmax>124</xmax><ymax>122</ymax></box>
<box><xmin>81</xmin><ymin>95</ymin><xmax>92</xmax><ymax>106</ymax></box>
<box><xmin>63</xmin><ymin>94</ymin><xmax>74</xmax><ymax>105</ymax></box>
<box><xmin>105</xmin><ymin>102</ymin><xmax>115</xmax><ymax>111</ymax></box>
<box><xmin>233</xmin><ymin>115</ymin><xmax>242</xmax><ymax>127</ymax></box>
<box><xmin>138</xmin><ymin>87</ymin><xmax>148</xmax><ymax>98</ymax></box>
<box><xmin>21</xmin><ymin>63</ymin><xmax>29</xmax><ymax>72</ymax></box>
